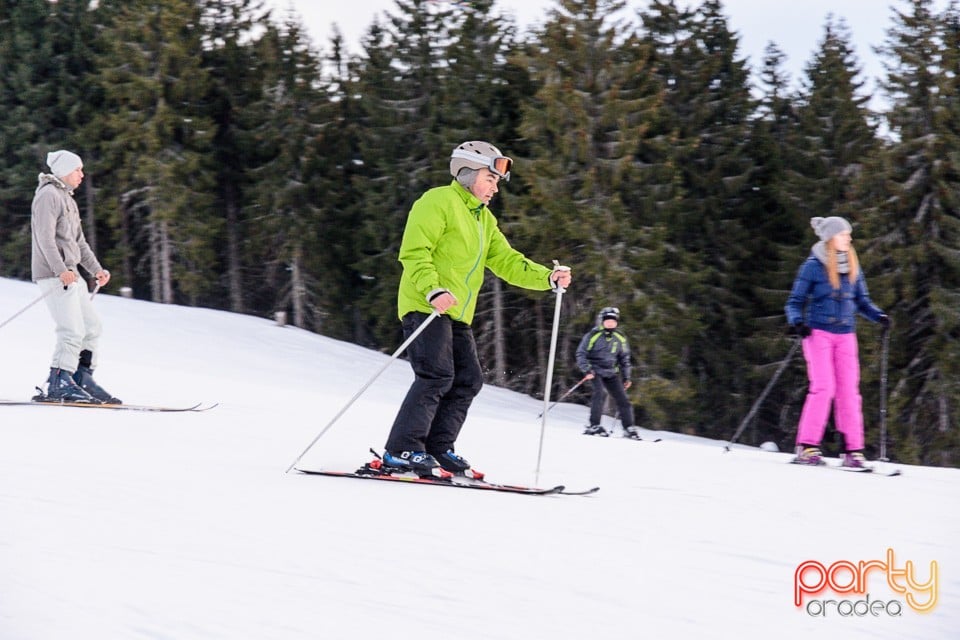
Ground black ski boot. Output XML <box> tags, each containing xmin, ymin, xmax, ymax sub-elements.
<box><xmin>73</xmin><ymin>366</ymin><xmax>121</xmax><ymax>404</ymax></box>
<box><xmin>623</xmin><ymin>426</ymin><xmax>643</xmax><ymax>440</ymax></box>
<box><xmin>433</xmin><ymin>449</ymin><xmax>484</xmax><ymax>480</ymax></box>
<box><xmin>583</xmin><ymin>424</ymin><xmax>609</xmax><ymax>437</ymax></box>
<box><xmin>35</xmin><ymin>368</ymin><xmax>100</xmax><ymax>403</ymax></box>
<box><xmin>382</xmin><ymin>450</ymin><xmax>451</xmax><ymax>479</ymax></box>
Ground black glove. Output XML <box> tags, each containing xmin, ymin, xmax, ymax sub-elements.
<box><xmin>788</xmin><ymin>323</ymin><xmax>812</xmax><ymax>338</ymax></box>
<box><xmin>878</xmin><ymin>314</ymin><xmax>891</xmax><ymax>328</ymax></box>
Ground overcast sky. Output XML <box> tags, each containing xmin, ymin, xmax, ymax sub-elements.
<box><xmin>265</xmin><ymin>0</ymin><xmax>949</xmax><ymax>110</ymax></box>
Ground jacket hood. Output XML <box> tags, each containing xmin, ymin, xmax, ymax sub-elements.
<box><xmin>36</xmin><ymin>173</ymin><xmax>72</xmax><ymax>195</ymax></box>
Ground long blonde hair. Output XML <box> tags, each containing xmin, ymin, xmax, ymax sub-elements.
<box><xmin>826</xmin><ymin>240</ymin><xmax>859</xmax><ymax>289</ymax></box>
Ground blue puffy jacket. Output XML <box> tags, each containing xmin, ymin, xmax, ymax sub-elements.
<box><xmin>785</xmin><ymin>255</ymin><xmax>884</xmax><ymax>334</ymax></box>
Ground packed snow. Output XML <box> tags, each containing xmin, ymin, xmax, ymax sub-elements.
<box><xmin>0</xmin><ymin>276</ymin><xmax>956</xmax><ymax>639</ymax></box>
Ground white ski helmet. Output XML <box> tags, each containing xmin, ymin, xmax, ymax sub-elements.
<box><xmin>598</xmin><ymin>306</ymin><xmax>620</xmax><ymax>323</ymax></box>
<box><xmin>450</xmin><ymin>141</ymin><xmax>513</xmax><ymax>181</ymax></box>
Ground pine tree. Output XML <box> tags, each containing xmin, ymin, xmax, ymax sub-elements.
<box><xmin>0</xmin><ymin>0</ymin><xmax>45</xmax><ymax>276</ymax></box>
<box><xmin>306</xmin><ymin>30</ymin><xmax>383</xmax><ymax>342</ymax></box>
<box><xmin>350</xmin><ymin>0</ymin><xmax>460</xmax><ymax>348</ymax></box>
<box><xmin>636</xmin><ymin>0</ymin><xmax>756</xmax><ymax>436</ymax></box>
<box><xmin>91</xmin><ymin>0</ymin><xmax>217</xmax><ymax>304</ymax></box>
<box><xmin>863</xmin><ymin>0</ymin><xmax>960</xmax><ymax>466</ymax></box>
<box><xmin>734</xmin><ymin>42</ymin><xmax>807</xmax><ymax>447</ymax></box>
<box><xmin>512</xmin><ymin>0</ymin><xmax>664</xmax><ymax>398</ymax></box>
<box><xmin>196</xmin><ymin>0</ymin><xmax>273</xmax><ymax>313</ymax></box>
<box><xmin>750</xmin><ymin>41</ymin><xmax>803</xmax><ymax>248</ymax></box>
<box><xmin>242</xmin><ymin>13</ymin><xmax>328</xmax><ymax>330</ymax></box>
<box><xmin>0</xmin><ymin>0</ymin><xmax>104</xmax><ymax>277</ymax></box>
<box><xmin>791</xmin><ymin>17</ymin><xmax>877</xmax><ymax>224</ymax></box>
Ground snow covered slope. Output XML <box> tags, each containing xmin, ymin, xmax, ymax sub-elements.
<box><xmin>0</xmin><ymin>276</ymin><xmax>956</xmax><ymax>639</ymax></box>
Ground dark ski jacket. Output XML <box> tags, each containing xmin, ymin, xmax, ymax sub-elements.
<box><xmin>576</xmin><ymin>327</ymin><xmax>632</xmax><ymax>381</ymax></box>
<box><xmin>785</xmin><ymin>255</ymin><xmax>884</xmax><ymax>334</ymax></box>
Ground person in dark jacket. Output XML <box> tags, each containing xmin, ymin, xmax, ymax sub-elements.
<box><xmin>785</xmin><ymin>216</ymin><xmax>888</xmax><ymax>468</ymax></box>
<box><xmin>575</xmin><ymin>306</ymin><xmax>639</xmax><ymax>438</ymax></box>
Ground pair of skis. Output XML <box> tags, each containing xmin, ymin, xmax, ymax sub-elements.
<box><xmin>788</xmin><ymin>458</ymin><xmax>902</xmax><ymax>476</ymax></box>
<box><xmin>584</xmin><ymin>428</ymin><xmax>662</xmax><ymax>442</ymax></box>
<box><xmin>0</xmin><ymin>398</ymin><xmax>217</xmax><ymax>412</ymax></box>
<box><xmin>296</xmin><ymin>451</ymin><xmax>599</xmax><ymax>496</ymax></box>
<box><xmin>295</xmin><ymin>467</ymin><xmax>598</xmax><ymax>496</ymax></box>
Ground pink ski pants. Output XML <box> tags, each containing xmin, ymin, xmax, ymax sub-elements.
<box><xmin>795</xmin><ymin>329</ymin><xmax>864</xmax><ymax>451</ymax></box>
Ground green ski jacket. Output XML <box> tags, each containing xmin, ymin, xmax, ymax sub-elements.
<box><xmin>397</xmin><ymin>180</ymin><xmax>552</xmax><ymax>325</ymax></box>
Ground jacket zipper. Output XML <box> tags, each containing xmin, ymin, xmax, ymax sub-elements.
<box><xmin>454</xmin><ymin>210</ymin><xmax>484</xmax><ymax>322</ymax></box>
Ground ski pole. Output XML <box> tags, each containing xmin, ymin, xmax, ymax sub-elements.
<box><xmin>536</xmin><ymin>375</ymin><xmax>589</xmax><ymax>418</ymax></box>
<box><xmin>723</xmin><ymin>339</ymin><xmax>801</xmax><ymax>452</ymax></box>
<box><xmin>0</xmin><ymin>287</ymin><xmax>58</xmax><ymax>331</ymax></box>
<box><xmin>89</xmin><ymin>269</ymin><xmax>110</xmax><ymax>300</ymax></box>
<box><xmin>535</xmin><ymin>263</ymin><xmax>567</xmax><ymax>483</ymax></box>
<box><xmin>878</xmin><ymin>324</ymin><xmax>890</xmax><ymax>462</ymax></box>
<box><xmin>284</xmin><ymin>310</ymin><xmax>441</xmax><ymax>474</ymax></box>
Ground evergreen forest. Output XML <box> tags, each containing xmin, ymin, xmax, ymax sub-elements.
<box><xmin>2</xmin><ymin>0</ymin><xmax>958</xmax><ymax>467</ymax></box>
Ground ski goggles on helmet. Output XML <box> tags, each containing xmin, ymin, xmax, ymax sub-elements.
<box><xmin>451</xmin><ymin>148</ymin><xmax>513</xmax><ymax>181</ymax></box>
<box><xmin>489</xmin><ymin>155</ymin><xmax>513</xmax><ymax>179</ymax></box>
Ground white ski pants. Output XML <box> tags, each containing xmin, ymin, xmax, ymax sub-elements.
<box><xmin>38</xmin><ymin>278</ymin><xmax>102</xmax><ymax>373</ymax></box>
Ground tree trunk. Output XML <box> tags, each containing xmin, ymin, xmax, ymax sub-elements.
<box><xmin>82</xmin><ymin>175</ymin><xmax>97</xmax><ymax>255</ymax></box>
<box><xmin>290</xmin><ymin>243</ymin><xmax>306</xmax><ymax>328</ymax></box>
<box><xmin>491</xmin><ymin>278</ymin><xmax>506</xmax><ymax>386</ymax></box>
<box><xmin>150</xmin><ymin>222</ymin><xmax>159</xmax><ymax>301</ymax></box>
<box><xmin>150</xmin><ymin>219</ymin><xmax>174</xmax><ymax>303</ymax></box>
<box><xmin>557</xmin><ymin>295</ymin><xmax>572</xmax><ymax>393</ymax></box>
<box><xmin>224</xmin><ymin>185</ymin><xmax>243</xmax><ymax>312</ymax></box>
<box><xmin>119</xmin><ymin>195</ymin><xmax>132</xmax><ymax>287</ymax></box>
<box><xmin>535</xmin><ymin>302</ymin><xmax>546</xmax><ymax>396</ymax></box>
<box><xmin>160</xmin><ymin>220</ymin><xmax>173</xmax><ymax>303</ymax></box>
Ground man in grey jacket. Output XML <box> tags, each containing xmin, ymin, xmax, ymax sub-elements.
<box><xmin>31</xmin><ymin>150</ymin><xmax>120</xmax><ymax>403</ymax></box>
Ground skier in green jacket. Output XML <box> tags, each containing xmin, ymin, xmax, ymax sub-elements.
<box><xmin>383</xmin><ymin>141</ymin><xmax>572</xmax><ymax>479</ymax></box>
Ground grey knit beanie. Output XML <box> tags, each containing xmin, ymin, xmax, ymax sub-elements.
<box><xmin>46</xmin><ymin>150</ymin><xmax>83</xmax><ymax>177</ymax></box>
<box><xmin>810</xmin><ymin>216</ymin><xmax>852</xmax><ymax>241</ymax></box>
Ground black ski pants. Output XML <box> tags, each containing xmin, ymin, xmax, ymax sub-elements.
<box><xmin>385</xmin><ymin>312</ymin><xmax>484</xmax><ymax>455</ymax></box>
<box><xmin>589</xmin><ymin>375</ymin><xmax>635</xmax><ymax>428</ymax></box>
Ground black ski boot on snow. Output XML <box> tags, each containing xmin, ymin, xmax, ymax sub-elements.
<box><xmin>433</xmin><ymin>449</ymin><xmax>484</xmax><ymax>480</ymax></box>
<box><xmin>583</xmin><ymin>424</ymin><xmax>609</xmax><ymax>437</ymax></box>
<box><xmin>35</xmin><ymin>368</ymin><xmax>100</xmax><ymax>403</ymax></box>
<box><xmin>623</xmin><ymin>426</ymin><xmax>643</xmax><ymax>440</ymax></box>
<box><xmin>381</xmin><ymin>450</ymin><xmax>451</xmax><ymax>479</ymax></box>
<box><xmin>73</xmin><ymin>366</ymin><xmax>121</xmax><ymax>404</ymax></box>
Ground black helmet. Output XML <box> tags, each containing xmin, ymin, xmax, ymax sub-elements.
<box><xmin>599</xmin><ymin>306</ymin><xmax>620</xmax><ymax>323</ymax></box>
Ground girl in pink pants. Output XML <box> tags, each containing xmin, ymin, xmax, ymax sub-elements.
<box><xmin>785</xmin><ymin>217</ymin><xmax>889</xmax><ymax>468</ymax></box>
